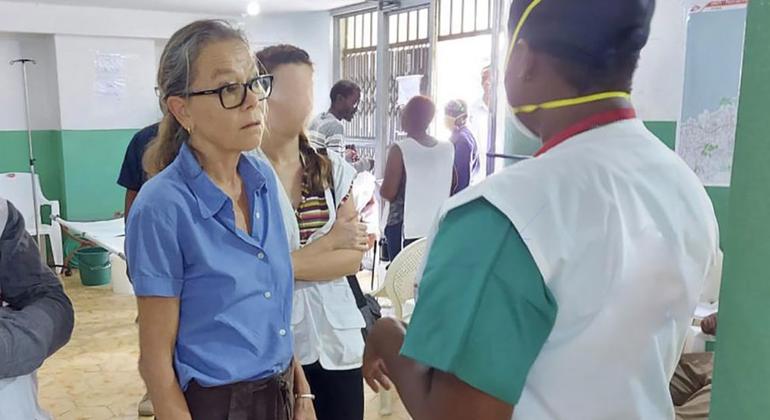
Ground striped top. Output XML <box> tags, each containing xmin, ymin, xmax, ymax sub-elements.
<box><xmin>296</xmin><ymin>183</ymin><xmax>331</xmax><ymax>246</ymax></box>
<box><xmin>295</xmin><ymin>153</ymin><xmax>351</xmax><ymax>245</ymax></box>
<box><xmin>308</xmin><ymin>112</ymin><xmax>345</xmax><ymax>155</ymax></box>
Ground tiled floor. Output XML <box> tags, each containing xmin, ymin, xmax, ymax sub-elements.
<box><xmin>38</xmin><ymin>274</ymin><xmax>410</xmax><ymax>420</ymax></box>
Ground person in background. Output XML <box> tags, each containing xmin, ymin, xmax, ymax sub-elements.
<box><xmin>0</xmin><ymin>198</ymin><xmax>74</xmax><ymax>419</ymax></box>
<box><xmin>380</xmin><ymin>96</ymin><xmax>454</xmax><ymax>260</ymax></box>
<box><xmin>444</xmin><ymin>99</ymin><xmax>480</xmax><ymax>195</ymax></box>
<box><xmin>308</xmin><ymin>80</ymin><xmax>373</xmax><ymax>173</ymax></box>
<box><xmin>342</xmin><ymin>145</ymin><xmax>374</xmax><ymax>174</ymax></box>
<box><xmin>118</xmin><ymin>123</ymin><xmax>159</xmax><ymax>219</ymax></box>
<box><xmin>671</xmin><ymin>313</ymin><xmax>717</xmax><ymax>420</ymax></box>
<box><xmin>256</xmin><ymin>44</ymin><xmax>369</xmax><ymax>420</ymax></box>
<box><xmin>308</xmin><ymin>80</ymin><xmax>360</xmax><ymax>155</ymax></box>
<box><xmin>470</xmin><ymin>64</ymin><xmax>541</xmax><ymax>173</ymax></box>
<box><xmin>126</xmin><ymin>20</ymin><xmax>314</xmax><ymax>420</ymax></box>
<box><xmin>116</xmin><ymin>122</ymin><xmax>158</xmax><ymax>417</ymax></box>
<box><xmin>362</xmin><ymin>1</ymin><xmax>720</xmax><ymax>419</ymax></box>
<box><xmin>468</xmin><ymin>65</ymin><xmax>492</xmax><ymax>160</ymax></box>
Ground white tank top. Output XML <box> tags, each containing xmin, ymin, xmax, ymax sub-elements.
<box><xmin>397</xmin><ymin>137</ymin><xmax>454</xmax><ymax>239</ymax></box>
<box><xmin>424</xmin><ymin>120</ymin><xmax>720</xmax><ymax>420</ymax></box>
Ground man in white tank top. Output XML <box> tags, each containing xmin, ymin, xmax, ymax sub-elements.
<box><xmin>381</xmin><ymin>96</ymin><xmax>454</xmax><ymax>258</ymax></box>
<box><xmin>362</xmin><ymin>1</ymin><xmax>721</xmax><ymax>419</ymax></box>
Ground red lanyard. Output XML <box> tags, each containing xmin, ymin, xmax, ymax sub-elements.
<box><xmin>534</xmin><ymin>108</ymin><xmax>637</xmax><ymax>157</ymax></box>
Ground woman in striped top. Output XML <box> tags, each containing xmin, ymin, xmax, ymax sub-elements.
<box><xmin>256</xmin><ymin>44</ymin><xmax>370</xmax><ymax>420</ymax></box>
<box><xmin>296</xmin><ymin>162</ymin><xmax>337</xmax><ymax>245</ymax></box>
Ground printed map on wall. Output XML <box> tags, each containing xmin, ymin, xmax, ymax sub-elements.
<box><xmin>676</xmin><ymin>1</ymin><xmax>747</xmax><ymax>187</ymax></box>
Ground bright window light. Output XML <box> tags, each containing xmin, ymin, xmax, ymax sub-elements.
<box><xmin>247</xmin><ymin>2</ymin><xmax>261</xmax><ymax>16</ymax></box>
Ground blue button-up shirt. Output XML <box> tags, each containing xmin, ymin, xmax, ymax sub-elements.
<box><xmin>126</xmin><ymin>142</ymin><xmax>293</xmax><ymax>390</ymax></box>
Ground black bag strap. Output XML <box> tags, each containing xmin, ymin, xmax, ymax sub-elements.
<box><xmin>347</xmin><ymin>275</ymin><xmax>368</xmax><ymax>309</ymax></box>
<box><xmin>328</xmin><ymin>173</ymin><xmax>368</xmax><ymax>309</ymax></box>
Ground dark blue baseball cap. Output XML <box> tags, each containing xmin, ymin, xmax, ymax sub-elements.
<box><xmin>508</xmin><ymin>0</ymin><xmax>656</xmax><ymax>68</ymax></box>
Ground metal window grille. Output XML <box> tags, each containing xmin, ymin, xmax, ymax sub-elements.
<box><xmin>386</xmin><ymin>7</ymin><xmax>431</xmax><ymax>138</ymax></box>
<box><xmin>339</xmin><ymin>11</ymin><xmax>378</xmax><ymax>141</ymax></box>
<box><xmin>438</xmin><ymin>0</ymin><xmax>493</xmax><ymax>41</ymax></box>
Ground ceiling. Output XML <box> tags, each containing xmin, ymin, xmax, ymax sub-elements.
<box><xmin>9</xmin><ymin>0</ymin><xmax>365</xmax><ymax>15</ymax></box>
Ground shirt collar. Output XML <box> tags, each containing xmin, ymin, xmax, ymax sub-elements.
<box><xmin>177</xmin><ymin>142</ymin><xmax>267</xmax><ymax>219</ymax></box>
<box><xmin>535</xmin><ymin>108</ymin><xmax>637</xmax><ymax>157</ymax></box>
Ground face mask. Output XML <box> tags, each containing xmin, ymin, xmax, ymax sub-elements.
<box><xmin>510</xmin><ymin>111</ymin><xmax>540</xmax><ymax>142</ymax></box>
<box><xmin>506</xmin><ymin>0</ymin><xmax>632</xmax><ymax>116</ymax></box>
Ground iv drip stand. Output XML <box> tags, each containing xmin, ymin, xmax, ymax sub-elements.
<box><xmin>10</xmin><ymin>58</ymin><xmax>45</xmax><ymax>262</ymax></box>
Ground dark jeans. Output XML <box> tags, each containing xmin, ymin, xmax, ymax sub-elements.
<box><xmin>183</xmin><ymin>368</ymin><xmax>294</xmax><ymax>420</ymax></box>
<box><xmin>384</xmin><ymin>223</ymin><xmax>403</xmax><ymax>261</ymax></box>
<box><xmin>302</xmin><ymin>362</ymin><xmax>364</xmax><ymax>420</ymax></box>
<box><xmin>384</xmin><ymin>222</ymin><xmax>419</xmax><ymax>261</ymax></box>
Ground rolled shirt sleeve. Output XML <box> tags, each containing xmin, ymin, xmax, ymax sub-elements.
<box><xmin>126</xmin><ymin>204</ymin><xmax>185</xmax><ymax>297</ymax></box>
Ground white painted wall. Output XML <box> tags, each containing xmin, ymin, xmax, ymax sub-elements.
<box><xmin>0</xmin><ymin>34</ymin><xmax>60</xmax><ymax>130</ymax></box>
<box><xmin>0</xmin><ymin>4</ymin><xmax>335</xmax><ymax>130</ymax></box>
<box><xmin>0</xmin><ymin>34</ymin><xmax>26</xmax><ymax>131</ymax></box>
<box><xmin>20</xmin><ymin>35</ymin><xmax>62</xmax><ymax>130</ymax></box>
<box><xmin>54</xmin><ymin>35</ymin><xmax>158</xmax><ymax>130</ymax></box>
<box><xmin>3</xmin><ymin>0</ymin><xmax>687</xmax><ymax>125</ymax></box>
<box><xmin>245</xmin><ymin>12</ymin><xmax>334</xmax><ymax>116</ymax></box>
<box><xmin>0</xmin><ymin>1</ymin><xmax>233</xmax><ymax>40</ymax></box>
<box><xmin>0</xmin><ymin>0</ymin><xmax>232</xmax><ymax>130</ymax></box>
<box><xmin>632</xmin><ymin>0</ymin><xmax>688</xmax><ymax>121</ymax></box>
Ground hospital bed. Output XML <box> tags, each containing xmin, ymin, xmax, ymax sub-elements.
<box><xmin>54</xmin><ymin>217</ymin><xmax>125</xmax><ymax>275</ymax></box>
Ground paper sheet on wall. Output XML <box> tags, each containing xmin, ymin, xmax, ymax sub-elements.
<box><xmin>675</xmin><ymin>1</ymin><xmax>748</xmax><ymax>187</ymax></box>
<box><xmin>396</xmin><ymin>75</ymin><xmax>423</xmax><ymax>106</ymax></box>
<box><xmin>93</xmin><ymin>52</ymin><xmax>127</xmax><ymax>97</ymax></box>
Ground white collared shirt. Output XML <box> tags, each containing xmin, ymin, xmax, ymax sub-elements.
<box><xmin>250</xmin><ymin>150</ymin><xmax>366</xmax><ymax>370</ymax></box>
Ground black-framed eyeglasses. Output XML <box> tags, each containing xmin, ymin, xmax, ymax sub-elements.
<box><xmin>185</xmin><ymin>74</ymin><xmax>273</xmax><ymax>109</ymax></box>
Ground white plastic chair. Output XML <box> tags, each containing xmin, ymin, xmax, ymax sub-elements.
<box><xmin>372</xmin><ymin>237</ymin><xmax>428</xmax><ymax>415</ymax></box>
<box><xmin>0</xmin><ymin>172</ymin><xmax>63</xmax><ymax>271</ymax></box>
<box><xmin>373</xmin><ymin>238</ymin><xmax>428</xmax><ymax>319</ymax></box>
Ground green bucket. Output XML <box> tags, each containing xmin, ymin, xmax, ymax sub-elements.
<box><xmin>76</xmin><ymin>247</ymin><xmax>111</xmax><ymax>286</ymax></box>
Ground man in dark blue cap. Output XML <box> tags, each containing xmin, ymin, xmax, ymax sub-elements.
<box><xmin>362</xmin><ymin>1</ymin><xmax>721</xmax><ymax>419</ymax></box>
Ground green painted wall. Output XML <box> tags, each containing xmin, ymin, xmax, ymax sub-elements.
<box><xmin>710</xmin><ymin>0</ymin><xmax>770</xmax><ymax>418</ymax></box>
<box><xmin>644</xmin><ymin>121</ymin><xmax>677</xmax><ymax>150</ymax></box>
<box><xmin>0</xmin><ymin>130</ymin><xmax>64</xmax><ymax>202</ymax></box>
<box><xmin>645</xmin><ymin>121</ymin><xmax>730</xmax><ymax>244</ymax></box>
<box><xmin>0</xmin><ymin>129</ymin><xmax>137</xmax><ymax>221</ymax></box>
<box><xmin>60</xmin><ymin>129</ymin><xmax>136</xmax><ymax>221</ymax></box>
<box><xmin>0</xmin><ymin>123</ymin><xmax>732</xmax><ymax>237</ymax></box>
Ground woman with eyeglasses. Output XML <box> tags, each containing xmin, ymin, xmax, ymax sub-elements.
<box><xmin>126</xmin><ymin>20</ymin><xmax>315</xmax><ymax>420</ymax></box>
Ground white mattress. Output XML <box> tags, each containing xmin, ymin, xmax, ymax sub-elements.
<box><xmin>55</xmin><ymin>217</ymin><xmax>125</xmax><ymax>260</ymax></box>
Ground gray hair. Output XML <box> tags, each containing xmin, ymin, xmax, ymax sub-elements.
<box><xmin>144</xmin><ymin>19</ymin><xmax>249</xmax><ymax>177</ymax></box>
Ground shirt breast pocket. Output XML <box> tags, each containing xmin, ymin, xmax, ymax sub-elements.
<box><xmin>321</xmin><ymin>282</ymin><xmax>366</xmax><ymax>330</ymax></box>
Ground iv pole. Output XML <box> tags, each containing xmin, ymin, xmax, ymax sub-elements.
<box><xmin>9</xmin><ymin>58</ymin><xmax>44</xmax><ymax>260</ymax></box>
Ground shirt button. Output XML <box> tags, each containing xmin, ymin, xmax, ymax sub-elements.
<box><xmin>256</xmin><ymin>212</ymin><xmax>261</xmax><ymax>219</ymax></box>
<box><xmin>257</xmin><ymin>252</ymin><xmax>265</xmax><ymax>260</ymax></box>
<box><xmin>279</xmin><ymin>329</ymin><xmax>287</xmax><ymax>336</ymax></box>
<box><xmin>264</xmin><ymin>291</ymin><xmax>272</xmax><ymax>299</ymax></box>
